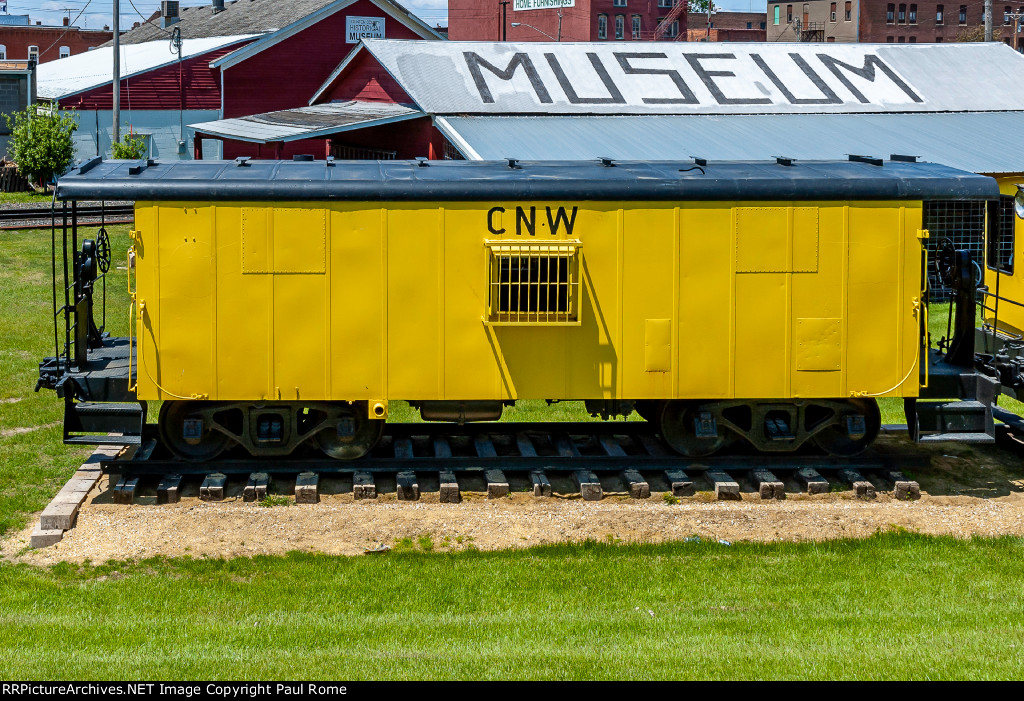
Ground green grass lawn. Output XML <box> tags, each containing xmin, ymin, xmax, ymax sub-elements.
<box><xmin>0</xmin><ymin>191</ymin><xmax>52</xmax><ymax>205</ymax></box>
<box><xmin>1</xmin><ymin>533</ymin><xmax>1022</xmax><ymax>680</ymax></box>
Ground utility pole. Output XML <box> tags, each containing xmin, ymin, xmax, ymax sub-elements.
<box><xmin>112</xmin><ymin>0</ymin><xmax>120</xmax><ymax>147</ymax></box>
<box><xmin>499</xmin><ymin>0</ymin><xmax>510</xmax><ymax>40</ymax></box>
<box><xmin>985</xmin><ymin>0</ymin><xmax>992</xmax><ymax>41</ymax></box>
<box><xmin>557</xmin><ymin>8</ymin><xmax>562</xmax><ymax>41</ymax></box>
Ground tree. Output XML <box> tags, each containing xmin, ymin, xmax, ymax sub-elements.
<box><xmin>112</xmin><ymin>131</ymin><xmax>148</xmax><ymax>160</ymax></box>
<box><xmin>690</xmin><ymin>0</ymin><xmax>715</xmax><ymax>15</ymax></box>
<box><xmin>3</xmin><ymin>105</ymin><xmax>78</xmax><ymax>188</ymax></box>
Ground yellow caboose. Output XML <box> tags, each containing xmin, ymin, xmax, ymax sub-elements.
<box><xmin>44</xmin><ymin>157</ymin><xmax>998</xmax><ymax>459</ymax></box>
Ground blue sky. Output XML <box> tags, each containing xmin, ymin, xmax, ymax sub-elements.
<box><xmin>16</xmin><ymin>0</ymin><xmax>768</xmax><ymax>30</ymax></box>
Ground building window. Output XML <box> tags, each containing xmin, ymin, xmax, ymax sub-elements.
<box><xmin>787</xmin><ymin>4</ymin><xmax>793</xmax><ymax>22</ymax></box>
<box><xmin>909</xmin><ymin>35</ymin><xmax>917</xmax><ymax>41</ymax></box>
<box><xmin>898</xmin><ymin>34</ymin><xmax>906</xmax><ymax>41</ymax></box>
<box><xmin>909</xmin><ymin>3</ymin><xmax>917</xmax><ymax>22</ymax></box>
<box><xmin>887</xmin><ymin>35</ymin><xmax>895</xmax><ymax>41</ymax></box>
<box><xmin>936</xmin><ymin>4</ymin><xmax>944</xmax><ymax>23</ymax></box>
<box><xmin>845</xmin><ymin>1</ymin><xmax>852</xmax><ymax>20</ymax></box>
<box><xmin>598</xmin><ymin>14</ymin><xmax>607</xmax><ymax>38</ymax></box>
<box><xmin>658</xmin><ymin>0</ymin><xmax>674</xmax><ymax>7</ymax></box>
<box><xmin>761</xmin><ymin>20</ymin><xmax>766</xmax><ymax>28</ymax></box>
<box><xmin>632</xmin><ymin>14</ymin><xmax>641</xmax><ymax>38</ymax></box>
<box><xmin>898</xmin><ymin>4</ymin><xmax>906</xmax><ymax>22</ymax></box>
<box><xmin>1005</xmin><ymin>5</ymin><xmax>1012</xmax><ymax>23</ymax></box>
<box><xmin>747</xmin><ymin>21</ymin><xmax>753</xmax><ymax>28</ymax></box>
<box><xmin>827</xmin><ymin>35</ymin><xmax>836</xmax><ymax>40</ymax></box>
<box><xmin>887</xmin><ymin>3</ymin><xmax>895</xmax><ymax>22</ymax></box>
<box><xmin>615</xmin><ymin>14</ymin><xmax>625</xmax><ymax>38</ymax></box>
<box><xmin>832</xmin><ymin>2</ymin><xmax>838</xmax><ymax>20</ymax></box>
<box><xmin>27</xmin><ymin>45</ymin><xmax>38</xmax><ymax>62</ymax></box>
<box><xmin>959</xmin><ymin>5</ymin><xmax>967</xmax><ymax>23</ymax></box>
<box><xmin>774</xmin><ymin>5</ymin><xmax>780</xmax><ymax>24</ymax></box>
<box><xmin>613</xmin><ymin>0</ymin><xmax>626</xmax><ymax>6</ymax></box>
<box><xmin>0</xmin><ymin>45</ymin><xmax>6</xmax><ymax>60</ymax></box>
<box><xmin>59</xmin><ymin>45</ymin><xmax>71</xmax><ymax>59</ymax></box>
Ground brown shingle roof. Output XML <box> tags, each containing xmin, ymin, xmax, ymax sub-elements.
<box><xmin>109</xmin><ymin>0</ymin><xmax>338</xmax><ymax>45</ymax></box>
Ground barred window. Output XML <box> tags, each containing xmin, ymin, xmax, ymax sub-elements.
<box><xmin>923</xmin><ymin>200</ymin><xmax>987</xmax><ymax>300</ymax></box>
<box><xmin>987</xmin><ymin>195</ymin><xmax>1015</xmax><ymax>274</ymax></box>
<box><xmin>487</xmin><ymin>241</ymin><xmax>581</xmax><ymax>325</ymax></box>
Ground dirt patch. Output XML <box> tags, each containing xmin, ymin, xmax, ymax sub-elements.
<box><xmin>5</xmin><ymin>432</ymin><xmax>1024</xmax><ymax>565</ymax></box>
<box><xmin>0</xmin><ymin>422</ymin><xmax>59</xmax><ymax>438</ymax></box>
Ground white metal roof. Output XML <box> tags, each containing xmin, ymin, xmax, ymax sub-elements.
<box><xmin>37</xmin><ymin>35</ymin><xmax>259</xmax><ymax>100</ymax></box>
<box><xmin>435</xmin><ymin>112</ymin><xmax>1024</xmax><ymax>174</ymax></box>
<box><xmin>189</xmin><ymin>101</ymin><xmax>423</xmax><ymax>142</ymax></box>
<box><xmin>329</xmin><ymin>39</ymin><xmax>1024</xmax><ymax>116</ymax></box>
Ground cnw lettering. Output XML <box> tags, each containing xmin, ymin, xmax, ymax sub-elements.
<box><xmin>487</xmin><ymin>206</ymin><xmax>578</xmax><ymax>236</ymax></box>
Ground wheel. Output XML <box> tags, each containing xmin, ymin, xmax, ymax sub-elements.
<box><xmin>811</xmin><ymin>399</ymin><xmax>881</xmax><ymax>457</ymax></box>
<box><xmin>659</xmin><ymin>401</ymin><xmax>733</xmax><ymax>457</ymax></box>
<box><xmin>313</xmin><ymin>402</ymin><xmax>384</xmax><ymax>459</ymax></box>
<box><xmin>634</xmin><ymin>400</ymin><xmax>662</xmax><ymax>423</ymax></box>
<box><xmin>159</xmin><ymin>400</ymin><xmax>232</xmax><ymax>461</ymax></box>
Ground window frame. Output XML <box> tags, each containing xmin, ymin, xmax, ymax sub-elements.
<box><xmin>598</xmin><ymin>13</ymin><xmax>608</xmax><ymax>38</ymax></box>
<box><xmin>959</xmin><ymin>5</ymin><xmax>967</xmax><ymax>24</ymax></box>
<box><xmin>27</xmin><ymin>45</ymin><xmax>39</xmax><ymax>62</ymax></box>
<box><xmin>632</xmin><ymin>14</ymin><xmax>641</xmax><ymax>38</ymax></box>
<box><xmin>909</xmin><ymin>3</ymin><xmax>917</xmax><ymax>23</ymax></box>
<box><xmin>774</xmin><ymin>5</ymin><xmax>781</xmax><ymax>24</ymax></box>
<box><xmin>936</xmin><ymin>4</ymin><xmax>944</xmax><ymax>24</ymax></box>
<box><xmin>845</xmin><ymin>1</ymin><xmax>852</xmax><ymax>20</ymax></box>
<box><xmin>987</xmin><ymin>195</ymin><xmax>1016</xmax><ymax>276</ymax></box>
<box><xmin>615</xmin><ymin>13</ymin><xmax>625</xmax><ymax>39</ymax></box>
<box><xmin>832</xmin><ymin>2</ymin><xmax>838</xmax><ymax>21</ymax></box>
<box><xmin>0</xmin><ymin>45</ymin><xmax>6</xmax><ymax>61</ymax></box>
<box><xmin>486</xmin><ymin>240</ymin><xmax>583</xmax><ymax>326</ymax></box>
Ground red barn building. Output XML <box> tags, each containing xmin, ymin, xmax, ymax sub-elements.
<box><xmin>36</xmin><ymin>0</ymin><xmax>441</xmax><ymax>160</ymax></box>
<box><xmin>449</xmin><ymin>0</ymin><xmax>688</xmax><ymax>42</ymax></box>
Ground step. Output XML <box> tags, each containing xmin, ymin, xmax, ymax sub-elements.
<box><xmin>64</xmin><ymin>434</ymin><xmax>142</xmax><ymax>446</ymax></box>
<box><xmin>66</xmin><ymin>401</ymin><xmax>145</xmax><ymax>435</ymax></box>
<box><xmin>918</xmin><ymin>432</ymin><xmax>996</xmax><ymax>444</ymax></box>
<box><xmin>74</xmin><ymin>402</ymin><xmax>144</xmax><ymax>416</ymax></box>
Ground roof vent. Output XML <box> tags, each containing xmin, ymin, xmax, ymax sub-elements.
<box><xmin>848</xmin><ymin>154</ymin><xmax>883</xmax><ymax>167</ymax></box>
<box><xmin>691</xmin><ymin>156</ymin><xmax>707</xmax><ymax>167</ymax></box>
<box><xmin>161</xmin><ymin>1</ymin><xmax>180</xmax><ymax>28</ymax></box>
<box><xmin>293</xmin><ymin>154</ymin><xmax>314</xmax><ymax>162</ymax></box>
<box><xmin>235</xmin><ymin>156</ymin><xmax>251</xmax><ymax>167</ymax></box>
<box><xmin>598</xmin><ymin>156</ymin><xmax>615</xmax><ymax>167</ymax></box>
<box><xmin>890</xmin><ymin>154</ymin><xmax>919</xmax><ymax>163</ymax></box>
<box><xmin>212</xmin><ymin>0</ymin><xmax>225</xmax><ymax>12</ymax></box>
<box><xmin>505</xmin><ymin>158</ymin><xmax>521</xmax><ymax>170</ymax></box>
<box><xmin>776</xmin><ymin>156</ymin><xmax>796</xmax><ymax>167</ymax></box>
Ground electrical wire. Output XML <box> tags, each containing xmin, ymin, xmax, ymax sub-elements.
<box><xmin>37</xmin><ymin>0</ymin><xmax>94</xmax><ymax>59</ymax></box>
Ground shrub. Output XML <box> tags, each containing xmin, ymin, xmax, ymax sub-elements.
<box><xmin>4</xmin><ymin>105</ymin><xmax>78</xmax><ymax>187</ymax></box>
<box><xmin>111</xmin><ymin>132</ymin><xmax>148</xmax><ymax>160</ymax></box>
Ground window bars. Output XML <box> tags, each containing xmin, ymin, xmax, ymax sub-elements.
<box><xmin>486</xmin><ymin>240</ymin><xmax>581</xmax><ymax>325</ymax></box>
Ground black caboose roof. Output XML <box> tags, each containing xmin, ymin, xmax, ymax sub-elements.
<box><xmin>54</xmin><ymin>156</ymin><xmax>1000</xmax><ymax>203</ymax></box>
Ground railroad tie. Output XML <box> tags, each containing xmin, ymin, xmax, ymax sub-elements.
<box><xmin>294</xmin><ymin>472</ymin><xmax>319</xmax><ymax>504</ymax></box>
<box><xmin>599</xmin><ymin>435</ymin><xmax>627</xmax><ymax>457</ymax></box>
<box><xmin>157</xmin><ymin>474</ymin><xmax>182</xmax><ymax>504</ymax></box>
<box><xmin>113</xmin><ymin>475</ymin><xmax>140</xmax><ymax>505</ymax></box>
<box><xmin>622</xmin><ymin>468</ymin><xmax>650</xmax><ymax>499</ymax></box>
<box><xmin>837</xmin><ymin>469</ymin><xmax>876</xmax><ymax>499</ymax></box>
<box><xmin>200</xmin><ymin>473</ymin><xmax>227</xmax><ymax>502</ymax></box>
<box><xmin>882</xmin><ymin>469</ymin><xmax>921</xmax><ymax>501</ymax></box>
<box><xmin>574</xmin><ymin>470</ymin><xmax>603</xmax><ymax>501</ymax></box>
<box><xmin>433</xmin><ymin>437</ymin><xmax>453</xmax><ymax>459</ymax></box>
<box><xmin>474</xmin><ymin>435</ymin><xmax>498</xmax><ymax>459</ymax></box>
<box><xmin>795</xmin><ymin>467</ymin><xmax>830</xmax><ymax>495</ymax></box>
<box><xmin>353</xmin><ymin>472</ymin><xmax>376</xmax><ymax>500</ymax></box>
<box><xmin>664</xmin><ymin>469</ymin><xmax>694</xmax><ymax>497</ymax></box>
<box><xmin>751</xmin><ymin>469</ymin><xmax>786</xmax><ymax>500</ymax></box>
<box><xmin>639</xmin><ymin>434</ymin><xmax>670</xmax><ymax>457</ymax></box>
<box><xmin>394</xmin><ymin>438</ymin><xmax>415</xmax><ymax>460</ymax></box>
<box><xmin>396</xmin><ymin>471</ymin><xmax>420</xmax><ymax>501</ymax></box>
<box><xmin>530</xmin><ymin>470</ymin><xmax>552</xmax><ymax>497</ymax></box>
<box><xmin>516</xmin><ymin>433</ymin><xmax>538</xmax><ymax>458</ymax></box>
<box><xmin>439</xmin><ymin>470</ymin><xmax>461</xmax><ymax>504</ymax></box>
<box><xmin>484</xmin><ymin>469</ymin><xmax>509</xmax><ymax>499</ymax></box>
<box><xmin>243</xmin><ymin>472</ymin><xmax>269</xmax><ymax>503</ymax></box>
<box><xmin>555</xmin><ymin>433</ymin><xmax>582</xmax><ymax>458</ymax></box>
<box><xmin>705</xmin><ymin>470</ymin><xmax>741</xmax><ymax>501</ymax></box>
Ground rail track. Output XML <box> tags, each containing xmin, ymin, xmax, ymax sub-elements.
<box><xmin>101</xmin><ymin>422</ymin><xmax>926</xmax><ymax>505</ymax></box>
<box><xmin>0</xmin><ymin>203</ymin><xmax>134</xmax><ymax>230</ymax></box>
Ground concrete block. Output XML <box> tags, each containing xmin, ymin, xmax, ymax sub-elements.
<box><xmin>623</xmin><ymin>468</ymin><xmax>650</xmax><ymax>499</ymax></box>
<box><xmin>574</xmin><ymin>470</ymin><xmax>603</xmax><ymax>501</ymax></box>
<box><xmin>294</xmin><ymin>472</ymin><xmax>319</xmax><ymax>504</ymax></box>
<box><xmin>353</xmin><ymin>472</ymin><xmax>376</xmax><ymax>500</ymax></box>
<box><xmin>244</xmin><ymin>472</ymin><xmax>269</xmax><ymax>502</ymax></box>
<box><xmin>396</xmin><ymin>471</ymin><xmax>419</xmax><ymax>501</ymax></box>
<box><xmin>530</xmin><ymin>470</ymin><xmax>552</xmax><ymax>497</ymax></box>
<box><xmin>200</xmin><ymin>473</ymin><xmax>227</xmax><ymax>502</ymax></box>
<box><xmin>796</xmin><ymin>467</ymin><xmax>830</xmax><ymax>495</ymax></box>
<box><xmin>752</xmin><ymin>469</ymin><xmax>785</xmax><ymax>500</ymax></box>
<box><xmin>706</xmin><ymin>470</ymin><xmax>740</xmax><ymax>500</ymax></box>
<box><xmin>439</xmin><ymin>470</ymin><xmax>461</xmax><ymax>504</ymax></box>
<box><xmin>485</xmin><ymin>469</ymin><xmax>509</xmax><ymax>499</ymax></box>
<box><xmin>893</xmin><ymin>481</ymin><xmax>921</xmax><ymax>501</ymax></box>
<box><xmin>40</xmin><ymin>501</ymin><xmax>78</xmax><ymax>531</ymax></box>
<box><xmin>30</xmin><ymin>527</ymin><xmax>64</xmax><ymax>549</ymax></box>
<box><xmin>157</xmin><ymin>474</ymin><xmax>182</xmax><ymax>504</ymax></box>
<box><xmin>664</xmin><ymin>469</ymin><xmax>694</xmax><ymax>497</ymax></box>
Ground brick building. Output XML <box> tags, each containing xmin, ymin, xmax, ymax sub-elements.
<box><xmin>448</xmin><ymin>0</ymin><xmax>688</xmax><ymax>42</ymax></box>
<box><xmin>686</xmin><ymin>10</ymin><xmax>767</xmax><ymax>40</ymax></box>
<box><xmin>767</xmin><ymin>0</ymin><xmax>1024</xmax><ymax>49</ymax></box>
<box><xmin>0</xmin><ymin>16</ymin><xmax>112</xmax><ymax>63</ymax></box>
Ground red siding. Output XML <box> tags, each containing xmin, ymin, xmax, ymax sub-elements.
<box><xmin>61</xmin><ymin>43</ymin><xmax>250</xmax><ymax>111</ymax></box>
<box><xmin>318</xmin><ymin>49</ymin><xmax>413</xmax><ymax>104</ymax></box>
<box><xmin>222</xmin><ymin>1</ymin><xmax>424</xmax><ymax>120</ymax></box>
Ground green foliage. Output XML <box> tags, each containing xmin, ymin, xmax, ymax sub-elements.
<box><xmin>662</xmin><ymin>493</ymin><xmax>680</xmax><ymax>505</ymax></box>
<box><xmin>111</xmin><ymin>132</ymin><xmax>148</xmax><ymax>160</ymax></box>
<box><xmin>258</xmin><ymin>494</ymin><xmax>291</xmax><ymax>508</ymax></box>
<box><xmin>690</xmin><ymin>0</ymin><xmax>715</xmax><ymax>15</ymax></box>
<box><xmin>3</xmin><ymin>105</ymin><xmax>78</xmax><ymax>186</ymax></box>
